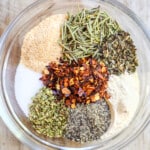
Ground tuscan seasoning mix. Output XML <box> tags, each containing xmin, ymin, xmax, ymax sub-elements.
<box><xmin>17</xmin><ymin>7</ymin><xmax>139</xmax><ymax>143</ymax></box>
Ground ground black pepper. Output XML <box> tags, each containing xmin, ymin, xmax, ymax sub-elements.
<box><xmin>65</xmin><ymin>100</ymin><xmax>111</xmax><ymax>142</ymax></box>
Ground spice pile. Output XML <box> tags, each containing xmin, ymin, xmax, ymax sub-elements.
<box><xmin>40</xmin><ymin>57</ymin><xmax>110</xmax><ymax>108</ymax></box>
<box><xmin>21</xmin><ymin>14</ymin><xmax>66</xmax><ymax>72</ymax></box>
<box><xmin>15</xmin><ymin>6</ymin><xmax>139</xmax><ymax>143</ymax></box>
<box><xmin>60</xmin><ymin>7</ymin><xmax>120</xmax><ymax>62</ymax></box>
<box><xmin>65</xmin><ymin>100</ymin><xmax>111</xmax><ymax>142</ymax></box>
<box><xmin>29</xmin><ymin>87</ymin><xmax>68</xmax><ymax>137</ymax></box>
<box><xmin>60</xmin><ymin>7</ymin><xmax>138</xmax><ymax>75</ymax></box>
<box><xmin>100</xmin><ymin>31</ymin><xmax>138</xmax><ymax>75</ymax></box>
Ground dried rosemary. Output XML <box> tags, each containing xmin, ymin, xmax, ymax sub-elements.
<box><xmin>29</xmin><ymin>87</ymin><xmax>68</xmax><ymax>137</ymax></box>
<box><xmin>60</xmin><ymin>7</ymin><xmax>120</xmax><ymax>62</ymax></box>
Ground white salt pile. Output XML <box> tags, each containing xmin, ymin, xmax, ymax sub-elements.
<box><xmin>14</xmin><ymin>64</ymin><xmax>43</xmax><ymax>116</ymax></box>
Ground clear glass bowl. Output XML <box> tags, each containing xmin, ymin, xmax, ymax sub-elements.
<box><xmin>0</xmin><ymin>0</ymin><xmax>150</xmax><ymax>149</ymax></box>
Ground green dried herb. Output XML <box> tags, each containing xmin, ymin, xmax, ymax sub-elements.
<box><xmin>100</xmin><ymin>31</ymin><xmax>138</xmax><ymax>75</ymax></box>
<box><xmin>60</xmin><ymin>7</ymin><xmax>138</xmax><ymax>75</ymax></box>
<box><xmin>60</xmin><ymin>7</ymin><xmax>120</xmax><ymax>62</ymax></box>
<box><xmin>29</xmin><ymin>87</ymin><xmax>68</xmax><ymax>137</ymax></box>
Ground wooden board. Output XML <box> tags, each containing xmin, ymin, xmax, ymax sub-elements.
<box><xmin>0</xmin><ymin>0</ymin><xmax>150</xmax><ymax>149</ymax></box>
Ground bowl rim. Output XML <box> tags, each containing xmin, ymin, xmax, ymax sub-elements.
<box><xmin>0</xmin><ymin>0</ymin><xmax>150</xmax><ymax>150</ymax></box>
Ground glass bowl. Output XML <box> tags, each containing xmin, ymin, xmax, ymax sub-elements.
<box><xmin>0</xmin><ymin>0</ymin><xmax>150</xmax><ymax>149</ymax></box>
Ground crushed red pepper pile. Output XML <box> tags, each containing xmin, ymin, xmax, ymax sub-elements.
<box><xmin>40</xmin><ymin>57</ymin><xmax>110</xmax><ymax>108</ymax></box>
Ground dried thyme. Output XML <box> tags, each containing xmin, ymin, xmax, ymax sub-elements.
<box><xmin>29</xmin><ymin>87</ymin><xmax>68</xmax><ymax>137</ymax></box>
<box><xmin>99</xmin><ymin>31</ymin><xmax>138</xmax><ymax>75</ymax></box>
<box><xmin>65</xmin><ymin>100</ymin><xmax>111</xmax><ymax>143</ymax></box>
<box><xmin>60</xmin><ymin>7</ymin><xmax>120</xmax><ymax>62</ymax></box>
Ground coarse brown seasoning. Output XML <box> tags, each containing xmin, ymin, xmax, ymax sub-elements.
<box><xmin>21</xmin><ymin>14</ymin><xmax>66</xmax><ymax>72</ymax></box>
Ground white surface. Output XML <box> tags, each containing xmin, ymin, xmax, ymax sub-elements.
<box><xmin>102</xmin><ymin>72</ymin><xmax>140</xmax><ymax>139</ymax></box>
<box><xmin>14</xmin><ymin>64</ymin><xmax>43</xmax><ymax>116</ymax></box>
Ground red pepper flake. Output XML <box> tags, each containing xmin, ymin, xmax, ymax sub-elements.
<box><xmin>40</xmin><ymin>57</ymin><xmax>110</xmax><ymax>107</ymax></box>
<box><xmin>62</xmin><ymin>87</ymin><xmax>71</xmax><ymax>95</ymax></box>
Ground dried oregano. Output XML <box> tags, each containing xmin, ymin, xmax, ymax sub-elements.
<box><xmin>99</xmin><ymin>31</ymin><xmax>138</xmax><ymax>75</ymax></box>
<box><xmin>29</xmin><ymin>87</ymin><xmax>68</xmax><ymax>137</ymax></box>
